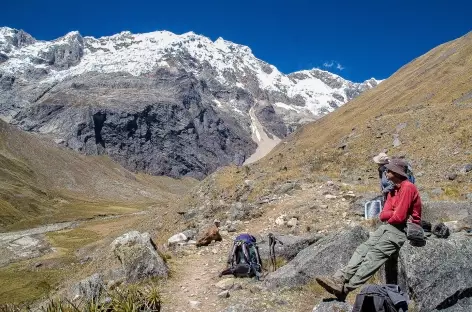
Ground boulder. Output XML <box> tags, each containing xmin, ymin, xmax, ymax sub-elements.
<box><xmin>275</xmin><ymin>215</ymin><xmax>287</xmax><ymax>226</ymax></box>
<box><xmin>287</xmin><ymin>217</ymin><xmax>298</xmax><ymax>228</ymax></box>
<box><xmin>274</xmin><ymin>182</ymin><xmax>300</xmax><ymax>194</ymax></box>
<box><xmin>189</xmin><ymin>300</ymin><xmax>201</xmax><ymax>309</ymax></box>
<box><xmin>264</xmin><ymin>226</ymin><xmax>369</xmax><ymax>289</ymax></box>
<box><xmin>216</xmin><ymin>278</ymin><xmax>235</xmax><ymax>290</ymax></box>
<box><xmin>167</xmin><ymin>233</ymin><xmax>188</xmax><ymax>246</ymax></box>
<box><xmin>257</xmin><ymin>233</ymin><xmax>323</xmax><ymax>262</ymax></box>
<box><xmin>447</xmin><ymin>173</ymin><xmax>458</xmax><ymax>181</ymax></box>
<box><xmin>460</xmin><ymin>163</ymin><xmax>472</xmax><ymax>174</ymax></box>
<box><xmin>217</xmin><ymin>290</ymin><xmax>230</xmax><ymax>299</ymax></box>
<box><xmin>196</xmin><ymin>222</ymin><xmax>222</xmax><ymax>247</ymax></box>
<box><xmin>422</xmin><ymin>201</ymin><xmax>471</xmax><ymax>224</ymax></box>
<box><xmin>111</xmin><ymin>231</ymin><xmax>168</xmax><ymax>282</ymax></box>
<box><xmin>182</xmin><ymin>229</ymin><xmax>197</xmax><ymax>240</ymax></box>
<box><xmin>312</xmin><ymin>300</ymin><xmax>352</xmax><ymax>312</ymax></box>
<box><xmin>70</xmin><ymin>273</ymin><xmax>104</xmax><ymax>302</ymax></box>
<box><xmin>443</xmin><ymin>220</ymin><xmax>470</xmax><ymax>233</ymax></box>
<box><xmin>398</xmin><ymin>233</ymin><xmax>472</xmax><ymax>312</ymax></box>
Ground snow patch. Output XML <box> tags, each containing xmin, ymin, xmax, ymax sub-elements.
<box><xmin>274</xmin><ymin>102</ymin><xmax>300</xmax><ymax>112</ymax></box>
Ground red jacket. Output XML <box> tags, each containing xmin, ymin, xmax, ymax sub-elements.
<box><xmin>379</xmin><ymin>180</ymin><xmax>422</xmax><ymax>225</ymax></box>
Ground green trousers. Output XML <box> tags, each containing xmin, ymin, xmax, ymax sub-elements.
<box><xmin>334</xmin><ymin>224</ymin><xmax>406</xmax><ymax>291</ymax></box>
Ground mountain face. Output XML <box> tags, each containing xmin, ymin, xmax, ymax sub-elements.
<box><xmin>0</xmin><ymin>27</ymin><xmax>380</xmax><ymax>178</ymax></box>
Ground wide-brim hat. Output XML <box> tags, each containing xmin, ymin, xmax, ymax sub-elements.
<box><xmin>373</xmin><ymin>152</ymin><xmax>389</xmax><ymax>164</ymax></box>
<box><xmin>385</xmin><ymin>159</ymin><xmax>409</xmax><ymax>178</ymax></box>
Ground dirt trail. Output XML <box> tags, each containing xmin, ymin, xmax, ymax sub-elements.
<box><xmin>160</xmin><ymin>236</ymin><xmax>317</xmax><ymax>312</ymax></box>
<box><xmin>161</xmin><ymin>240</ymin><xmax>232</xmax><ymax>312</ymax></box>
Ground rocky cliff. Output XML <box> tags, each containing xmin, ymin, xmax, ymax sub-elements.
<box><xmin>0</xmin><ymin>27</ymin><xmax>379</xmax><ymax>178</ymax></box>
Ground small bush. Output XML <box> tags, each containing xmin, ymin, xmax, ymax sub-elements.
<box><xmin>443</xmin><ymin>186</ymin><xmax>460</xmax><ymax>198</ymax></box>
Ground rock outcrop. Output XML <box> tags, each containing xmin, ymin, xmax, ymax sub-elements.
<box><xmin>398</xmin><ymin>233</ymin><xmax>472</xmax><ymax>312</ymax></box>
<box><xmin>111</xmin><ymin>231</ymin><xmax>168</xmax><ymax>282</ymax></box>
<box><xmin>312</xmin><ymin>300</ymin><xmax>352</xmax><ymax>312</ymax></box>
<box><xmin>264</xmin><ymin>226</ymin><xmax>369</xmax><ymax>289</ymax></box>
<box><xmin>6</xmin><ymin>71</ymin><xmax>255</xmax><ymax>179</ymax></box>
<box><xmin>257</xmin><ymin>233</ymin><xmax>323</xmax><ymax>262</ymax></box>
<box><xmin>196</xmin><ymin>221</ymin><xmax>222</xmax><ymax>247</ymax></box>
<box><xmin>70</xmin><ymin>273</ymin><xmax>104</xmax><ymax>302</ymax></box>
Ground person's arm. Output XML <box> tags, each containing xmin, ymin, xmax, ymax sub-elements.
<box><xmin>381</xmin><ymin>171</ymin><xmax>395</xmax><ymax>194</ymax></box>
<box><xmin>379</xmin><ymin>193</ymin><xmax>394</xmax><ymax>221</ymax></box>
<box><xmin>388</xmin><ymin>185</ymin><xmax>416</xmax><ymax>224</ymax></box>
<box><xmin>382</xmin><ymin>181</ymin><xmax>395</xmax><ymax>194</ymax></box>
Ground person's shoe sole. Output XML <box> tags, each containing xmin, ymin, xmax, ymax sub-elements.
<box><xmin>315</xmin><ymin>277</ymin><xmax>346</xmax><ymax>301</ymax></box>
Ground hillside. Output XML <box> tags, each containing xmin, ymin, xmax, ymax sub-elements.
<box><xmin>148</xmin><ymin>29</ymin><xmax>472</xmax><ymax>312</ymax></box>
<box><xmin>190</xmin><ymin>31</ymin><xmax>472</xmax><ymax>205</ymax></box>
<box><xmin>0</xmin><ymin>119</ymin><xmax>196</xmax><ymax>231</ymax></box>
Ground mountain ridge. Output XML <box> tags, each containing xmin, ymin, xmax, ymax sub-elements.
<box><xmin>0</xmin><ymin>26</ymin><xmax>380</xmax><ymax>116</ymax></box>
<box><xmin>0</xmin><ymin>27</ymin><xmax>380</xmax><ymax>178</ymax></box>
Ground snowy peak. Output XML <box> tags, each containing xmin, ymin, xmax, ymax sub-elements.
<box><xmin>0</xmin><ymin>27</ymin><xmax>36</xmax><ymax>53</ymax></box>
<box><xmin>0</xmin><ymin>27</ymin><xmax>380</xmax><ymax>117</ymax></box>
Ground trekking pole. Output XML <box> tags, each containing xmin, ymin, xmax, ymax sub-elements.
<box><xmin>268</xmin><ymin>233</ymin><xmax>283</xmax><ymax>272</ymax></box>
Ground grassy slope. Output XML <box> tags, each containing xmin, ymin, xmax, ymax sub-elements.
<box><xmin>0</xmin><ymin>120</ymin><xmax>197</xmax><ymax>304</ymax></box>
<box><xmin>0</xmin><ymin>120</ymin><xmax>197</xmax><ymax>231</ymax></box>
<box><xmin>193</xmin><ymin>31</ymin><xmax>472</xmax><ymax>204</ymax></box>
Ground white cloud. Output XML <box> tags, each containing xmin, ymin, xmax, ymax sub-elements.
<box><xmin>323</xmin><ymin>61</ymin><xmax>334</xmax><ymax>68</ymax></box>
<box><xmin>323</xmin><ymin>60</ymin><xmax>344</xmax><ymax>71</ymax></box>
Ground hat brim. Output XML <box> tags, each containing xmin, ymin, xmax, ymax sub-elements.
<box><xmin>385</xmin><ymin>163</ymin><xmax>408</xmax><ymax>178</ymax></box>
<box><xmin>373</xmin><ymin>155</ymin><xmax>388</xmax><ymax>164</ymax></box>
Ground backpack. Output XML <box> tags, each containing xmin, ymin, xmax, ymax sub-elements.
<box><xmin>219</xmin><ymin>233</ymin><xmax>262</xmax><ymax>279</ymax></box>
<box><xmin>352</xmin><ymin>284</ymin><xmax>409</xmax><ymax>312</ymax></box>
<box><xmin>406</xmin><ymin>164</ymin><xmax>415</xmax><ymax>184</ymax></box>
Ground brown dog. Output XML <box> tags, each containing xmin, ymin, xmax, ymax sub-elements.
<box><xmin>196</xmin><ymin>220</ymin><xmax>222</xmax><ymax>247</ymax></box>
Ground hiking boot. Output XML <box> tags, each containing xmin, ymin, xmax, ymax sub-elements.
<box><xmin>315</xmin><ymin>276</ymin><xmax>347</xmax><ymax>300</ymax></box>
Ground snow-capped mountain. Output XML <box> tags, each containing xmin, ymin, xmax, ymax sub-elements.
<box><xmin>0</xmin><ymin>27</ymin><xmax>381</xmax><ymax>178</ymax></box>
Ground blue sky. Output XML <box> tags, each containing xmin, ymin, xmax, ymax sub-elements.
<box><xmin>1</xmin><ymin>0</ymin><xmax>471</xmax><ymax>82</ymax></box>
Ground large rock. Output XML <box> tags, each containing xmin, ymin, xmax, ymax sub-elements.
<box><xmin>70</xmin><ymin>273</ymin><xmax>104</xmax><ymax>302</ymax></box>
<box><xmin>264</xmin><ymin>226</ymin><xmax>369</xmax><ymax>289</ymax></box>
<box><xmin>312</xmin><ymin>301</ymin><xmax>352</xmax><ymax>312</ymax></box>
<box><xmin>167</xmin><ymin>233</ymin><xmax>188</xmax><ymax>246</ymax></box>
<box><xmin>196</xmin><ymin>221</ymin><xmax>222</xmax><ymax>247</ymax></box>
<box><xmin>421</xmin><ymin>201</ymin><xmax>471</xmax><ymax>224</ymax></box>
<box><xmin>398</xmin><ymin>233</ymin><xmax>472</xmax><ymax>312</ymax></box>
<box><xmin>111</xmin><ymin>231</ymin><xmax>168</xmax><ymax>282</ymax></box>
<box><xmin>257</xmin><ymin>233</ymin><xmax>324</xmax><ymax>262</ymax></box>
